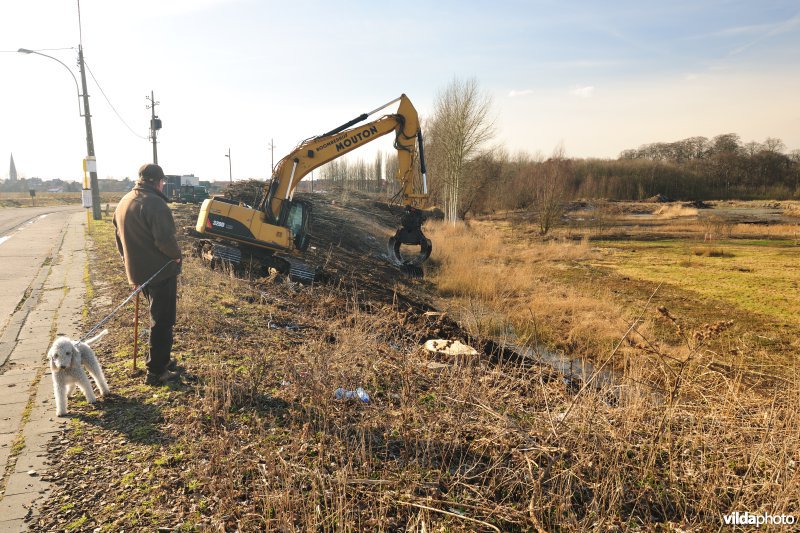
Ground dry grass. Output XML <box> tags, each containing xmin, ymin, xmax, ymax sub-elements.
<box><xmin>421</xmin><ymin>216</ymin><xmax>800</xmax><ymax>529</ymax></box>
<box><xmin>783</xmin><ymin>202</ymin><xmax>800</xmax><ymax>218</ymax></box>
<box><xmin>653</xmin><ymin>205</ymin><xmax>698</xmax><ymax>218</ymax></box>
<box><xmin>691</xmin><ymin>246</ymin><xmax>727</xmax><ymax>257</ymax></box>
<box><xmin>426</xmin><ymin>220</ymin><xmax>628</xmax><ymax>358</ymax></box>
<box><xmin>33</xmin><ymin>208</ymin><xmax>800</xmax><ymax>531</ymax></box>
<box><xmin>0</xmin><ymin>191</ymin><xmax>124</xmax><ymax>208</ymax></box>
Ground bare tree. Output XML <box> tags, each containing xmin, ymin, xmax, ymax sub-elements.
<box><xmin>373</xmin><ymin>151</ymin><xmax>384</xmax><ymax>193</ymax></box>
<box><xmin>426</xmin><ymin>77</ymin><xmax>494</xmax><ymax>223</ymax></box>
<box><xmin>532</xmin><ymin>144</ymin><xmax>572</xmax><ymax>235</ymax></box>
<box><xmin>384</xmin><ymin>152</ymin><xmax>400</xmax><ymax>200</ymax></box>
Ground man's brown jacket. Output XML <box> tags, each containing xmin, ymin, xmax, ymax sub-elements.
<box><xmin>113</xmin><ymin>182</ymin><xmax>182</xmax><ymax>286</ymax></box>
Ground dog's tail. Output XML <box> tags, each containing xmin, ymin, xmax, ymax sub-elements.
<box><xmin>84</xmin><ymin>329</ymin><xmax>109</xmax><ymax>346</ymax></box>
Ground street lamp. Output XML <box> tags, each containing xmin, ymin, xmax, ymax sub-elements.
<box><xmin>225</xmin><ymin>148</ymin><xmax>232</xmax><ymax>183</ymax></box>
<box><xmin>17</xmin><ymin>49</ymin><xmax>81</xmax><ymax>116</ymax></box>
<box><xmin>18</xmin><ymin>46</ymin><xmax>102</xmax><ymax>220</ymax></box>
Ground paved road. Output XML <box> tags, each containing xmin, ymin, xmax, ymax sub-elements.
<box><xmin>0</xmin><ymin>205</ymin><xmax>90</xmax><ymax>530</ymax></box>
<box><xmin>0</xmin><ymin>206</ymin><xmax>87</xmax><ymax>342</ymax></box>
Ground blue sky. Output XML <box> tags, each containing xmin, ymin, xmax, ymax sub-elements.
<box><xmin>1</xmin><ymin>0</ymin><xmax>798</xmax><ymax>182</ymax></box>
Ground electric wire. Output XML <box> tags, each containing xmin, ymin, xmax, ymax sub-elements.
<box><xmin>84</xmin><ymin>61</ymin><xmax>149</xmax><ymax>140</ymax></box>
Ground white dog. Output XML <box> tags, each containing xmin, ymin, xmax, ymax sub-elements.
<box><xmin>48</xmin><ymin>329</ymin><xmax>111</xmax><ymax>417</ymax></box>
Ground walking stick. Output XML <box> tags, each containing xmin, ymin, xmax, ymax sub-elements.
<box><xmin>133</xmin><ymin>292</ymin><xmax>140</xmax><ymax>371</ymax></box>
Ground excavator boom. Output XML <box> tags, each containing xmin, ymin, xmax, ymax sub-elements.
<box><xmin>264</xmin><ymin>94</ymin><xmax>429</xmax><ymax>223</ymax></box>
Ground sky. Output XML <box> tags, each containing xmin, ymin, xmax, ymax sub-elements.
<box><xmin>1</xmin><ymin>0</ymin><xmax>799</xmax><ymax>182</ymax></box>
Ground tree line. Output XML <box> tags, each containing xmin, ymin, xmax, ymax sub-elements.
<box><xmin>0</xmin><ymin>176</ymin><xmax>139</xmax><ymax>193</ymax></box>
<box><xmin>316</xmin><ymin>151</ymin><xmax>400</xmax><ymax>197</ymax></box>
<box><xmin>315</xmin><ymin>77</ymin><xmax>799</xmax><ymax>230</ymax></box>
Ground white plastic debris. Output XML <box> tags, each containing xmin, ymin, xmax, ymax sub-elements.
<box><xmin>424</xmin><ymin>339</ymin><xmax>478</xmax><ymax>357</ymax></box>
<box><xmin>334</xmin><ymin>387</ymin><xmax>370</xmax><ymax>403</ymax></box>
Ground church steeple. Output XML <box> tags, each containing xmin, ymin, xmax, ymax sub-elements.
<box><xmin>9</xmin><ymin>154</ymin><xmax>17</xmax><ymax>182</ymax></box>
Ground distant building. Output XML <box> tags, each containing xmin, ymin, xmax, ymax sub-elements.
<box><xmin>181</xmin><ymin>174</ymin><xmax>199</xmax><ymax>187</ymax></box>
<box><xmin>9</xmin><ymin>154</ymin><xmax>17</xmax><ymax>182</ymax></box>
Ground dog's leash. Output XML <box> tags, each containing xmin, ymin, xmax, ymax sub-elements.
<box><xmin>79</xmin><ymin>260</ymin><xmax>178</xmax><ymax>343</ymax></box>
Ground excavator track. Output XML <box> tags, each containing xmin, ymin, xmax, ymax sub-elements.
<box><xmin>190</xmin><ymin>232</ymin><xmax>318</xmax><ymax>283</ymax></box>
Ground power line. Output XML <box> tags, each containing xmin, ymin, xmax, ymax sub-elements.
<box><xmin>84</xmin><ymin>60</ymin><xmax>148</xmax><ymax>140</ymax></box>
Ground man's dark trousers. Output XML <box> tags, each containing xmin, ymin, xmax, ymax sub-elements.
<box><xmin>142</xmin><ymin>275</ymin><xmax>177</xmax><ymax>375</ymax></box>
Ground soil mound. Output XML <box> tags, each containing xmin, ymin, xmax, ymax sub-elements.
<box><xmin>643</xmin><ymin>193</ymin><xmax>672</xmax><ymax>203</ymax></box>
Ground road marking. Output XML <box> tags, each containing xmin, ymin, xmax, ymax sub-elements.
<box><xmin>0</xmin><ymin>214</ymin><xmax>51</xmax><ymax>246</ymax></box>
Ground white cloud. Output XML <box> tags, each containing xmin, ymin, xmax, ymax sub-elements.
<box><xmin>711</xmin><ymin>14</ymin><xmax>800</xmax><ymax>38</ymax></box>
<box><xmin>569</xmin><ymin>86</ymin><xmax>595</xmax><ymax>98</ymax></box>
<box><xmin>508</xmin><ymin>89</ymin><xmax>534</xmax><ymax>98</ymax></box>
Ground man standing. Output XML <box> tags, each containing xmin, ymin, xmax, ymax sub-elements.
<box><xmin>113</xmin><ymin>164</ymin><xmax>182</xmax><ymax>384</ymax></box>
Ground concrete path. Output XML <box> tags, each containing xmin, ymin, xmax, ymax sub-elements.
<box><xmin>0</xmin><ymin>209</ymin><xmax>88</xmax><ymax>531</ymax></box>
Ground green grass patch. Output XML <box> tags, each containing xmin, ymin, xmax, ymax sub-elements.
<box><xmin>66</xmin><ymin>514</ymin><xmax>88</xmax><ymax>530</ymax></box>
<box><xmin>67</xmin><ymin>446</ymin><xmax>84</xmax><ymax>457</ymax></box>
<box><xmin>594</xmin><ymin>239</ymin><xmax>800</xmax><ymax>326</ymax></box>
<box><xmin>10</xmin><ymin>434</ymin><xmax>26</xmax><ymax>456</ymax></box>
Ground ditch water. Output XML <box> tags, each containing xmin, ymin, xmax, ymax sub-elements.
<box><xmin>527</xmin><ymin>344</ymin><xmax>614</xmax><ymax>388</ymax></box>
<box><xmin>499</xmin><ymin>341</ymin><xmax>670</xmax><ymax>406</ymax></box>
<box><xmin>498</xmin><ymin>341</ymin><xmax>617</xmax><ymax>391</ymax></box>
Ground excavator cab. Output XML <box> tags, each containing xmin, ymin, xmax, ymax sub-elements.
<box><xmin>285</xmin><ymin>200</ymin><xmax>312</xmax><ymax>252</ymax></box>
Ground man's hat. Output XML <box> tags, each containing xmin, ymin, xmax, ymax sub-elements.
<box><xmin>138</xmin><ymin>163</ymin><xmax>165</xmax><ymax>183</ymax></box>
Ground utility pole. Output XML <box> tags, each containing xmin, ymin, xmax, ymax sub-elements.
<box><xmin>268</xmin><ymin>138</ymin><xmax>275</xmax><ymax>174</ymax></box>
<box><xmin>225</xmin><ymin>148</ymin><xmax>232</xmax><ymax>183</ymax></box>
<box><xmin>77</xmin><ymin>44</ymin><xmax>101</xmax><ymax>220</ymax></box>
<box><xmin>146</xmin><ymin>91</ymin><xmax>161</xmax><ymax>164</ymax></box>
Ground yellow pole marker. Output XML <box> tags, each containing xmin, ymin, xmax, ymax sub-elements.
<box><xmin>82</xmin><ymin>158</ymin><xmax>92</xmax><ymax>225</ymax></box>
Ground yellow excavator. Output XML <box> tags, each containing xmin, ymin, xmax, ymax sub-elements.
<box><xmin>191</xmin><ymin>94</ymin><xmax>432</xmax><ymax>280</ymax></box>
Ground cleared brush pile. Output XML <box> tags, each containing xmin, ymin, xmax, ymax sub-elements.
<box><xmin>33</xmin><ymin>205</ymin><xmax>799</xmax><ymax>531</ymax></box>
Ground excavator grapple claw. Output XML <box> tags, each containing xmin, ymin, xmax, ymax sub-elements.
<box><xmin>388</xmin><ymin>205</ymin><xmax>432</xmax><ymax>267</ymax></box>
<box><xmin>388</xmin><ymin>231</ymin><xmax>432</xmax><ymax>267</ymax></box>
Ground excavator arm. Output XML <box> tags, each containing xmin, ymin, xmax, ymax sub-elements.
<box><xmin>263</xmin><ymin>94</ymin><xmax>429</xmax><ymax>225</ymax></box>
<box><xmin>260</xmin><ymin>93</ymin><xmax>432</xmax><ymax>266</ymax></box>
<box><xmin>194</xmin><ymin>94</ymin><xmax>432</xmax><ymax>275</ymax></box>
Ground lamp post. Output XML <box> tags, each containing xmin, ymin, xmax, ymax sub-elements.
<box><xmin>18</xmin><ymin>46</ymin><xmax>101</xmax><ymax>220</ymax></box>
<box><xmin>225</xmin><ymin>148</ymin><xmax>232</xmax><ymax>183</ymax></box>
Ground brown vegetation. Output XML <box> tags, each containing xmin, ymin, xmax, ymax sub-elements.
<box><xmin>31</xmin><ymin>197</ymin><xmax>799</xmax><ymax>531</ymax></box>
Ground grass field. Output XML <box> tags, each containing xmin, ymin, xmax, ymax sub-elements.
<box><xmin>0</xmin><ymin>191</ymin><xmax>124</xmax><ymax>208</ymax></box>
<box><xmin>30</xmin><ymin>202</ymin><xmax>800</xmax><ymax>531</ymax></box>
<box><xmin>421</xmin><ymin>203</ymin><xmax>799</xmax><ymax>528</ymax></box>
<box><xmin>595</xmin><ymin>238</ymin><xmax>800</xmax><ymax>328</ymax></box>
<box><xmin>425</xmin><ymin>204</ymin><xmax>800</xmax><ymax>375</ymax></box>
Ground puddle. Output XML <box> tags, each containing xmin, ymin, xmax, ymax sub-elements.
<box><xmin>492</xmin><ymin>341</ymin><xmax>665</xmax><ymax>407</ymax></box>
<box><xmin>508</xmin><ymin>343</ymin><xmax>616</xmax><ymax>390</ymax></box>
